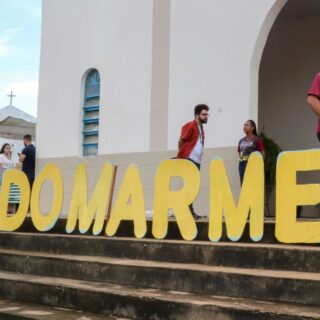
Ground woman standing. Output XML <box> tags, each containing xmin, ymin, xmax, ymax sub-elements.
<box><xmin>0</xmin><ymin>143</ymin><xmax>15</xmax><ymax>185</ymax></box>
<box><xmin>238</xmin><ymin>120</ymin><xmax>265</xmax><ymax>185</ymax></box>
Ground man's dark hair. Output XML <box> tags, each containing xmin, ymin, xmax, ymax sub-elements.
<box><xmin>23</xmin><ymin>134</ymin><xmax>32</xmax><ymax>141</ymax></box>
<box><xmin>194</xmin><ymin>104</ymin><xmax>209</xmax><ymax>117</ymax></box>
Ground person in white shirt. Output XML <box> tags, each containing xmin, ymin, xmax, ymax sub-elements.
<box><xmin>0</xmin><ymin>143</ymin><xmax>15</xmax><ymax>185</ymax></box>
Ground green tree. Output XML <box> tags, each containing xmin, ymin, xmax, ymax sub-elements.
<box><xmin>259</xmin><ymin>130</ymin><xmax>282</xmax><ymax>216</ymax></box>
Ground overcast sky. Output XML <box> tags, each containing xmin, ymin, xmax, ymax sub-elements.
<box><xmin>0</xmin><ymin>0</ymin><xmax>41</xmax><ymax>117</ymax></box>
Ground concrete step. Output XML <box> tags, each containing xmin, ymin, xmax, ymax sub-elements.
<box><xmin>18</xmin><ymin>217</ymin><xmax>280</xmax><ymax>243</ymax></box>
<box><xmin>0</xmin><ymin>248</ymin><xmax>319</xmax><ymax>307</ymax></box>
<box><xmin>0</xmin><ymin>271</ymin><xmax>319</xmax><ymax>320</ymax></box>
<box><xmin>0</xmin><ymin>299</ymin><xmax>127</xmax><ymax>320</ymax></box>
<box><xmin>0</xmin><ymin>232</ymin><xmax>319</xmax><ymax>272</ymax></box>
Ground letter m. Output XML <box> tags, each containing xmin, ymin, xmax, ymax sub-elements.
<box><xmin>209</xmin><ymin>153</ymin><xmax>264</xmax><ymax>242</ymax></box>
<box><xmin>66</xmin><ymin>162</ymin><xmax>116</xmax><ymax>235</ymax></box>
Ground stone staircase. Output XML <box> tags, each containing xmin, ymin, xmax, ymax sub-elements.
<box><xmin>0</xmin><ymin>219</ymin><xmax>319</xmax><ymax>319</ymax></box>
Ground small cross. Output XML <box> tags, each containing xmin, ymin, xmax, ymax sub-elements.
<box><xmin>7</xmin><ymin>90</ymin><xmax>16</xmax><ymax>106</ymax></box>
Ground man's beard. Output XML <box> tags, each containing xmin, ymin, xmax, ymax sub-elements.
<box><xmin>200</xmin><ymin>119</ymin><xmax>207</xmax><ymax>124</ymax></box>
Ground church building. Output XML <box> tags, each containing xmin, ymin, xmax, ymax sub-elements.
<box><xmin>36</xmin><ymin>0</ymin><xmax>320</xmax><ymax>215</ymax></box>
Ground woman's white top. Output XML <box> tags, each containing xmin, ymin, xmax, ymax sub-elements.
<box><xmin>0</xmin><ymin>154</ymin><xmax>15</xmax><ymax>172</ymax></box>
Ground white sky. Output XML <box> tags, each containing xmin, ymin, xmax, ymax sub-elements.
<box><xmin>0</xmin><ymin>0</ymin><xmax>41</xmax><ymax>117</ymax></box>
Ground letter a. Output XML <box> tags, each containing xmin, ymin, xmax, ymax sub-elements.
<box><xmin>106</xmin><ymin>164</ymin><xmax>146</xmax><ymax>238</ymax></box>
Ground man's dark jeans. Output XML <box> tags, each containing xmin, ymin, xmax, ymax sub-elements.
<box><xmin>188</xmin><ymin>158</ymin><xmax>200</xmax><ymax>215</ymax></box>
<box><xmin>23</xmin><ymin>170</ymin><xmax>35</xmax><ymax>190</ymax></box>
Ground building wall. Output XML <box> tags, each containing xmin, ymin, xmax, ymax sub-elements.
<box><xmin>259</xmin><ymin>16</ymin><xmax>320</xmax><ymax>151</ymax></box>
<box><xmin>258</xmin><ymin>14</ymin><xmax>320</xmax><ymax>218</ymax></box>
<box><xmin>36</xmin><ymin>147</ymin><xmax>240</xmax><ymax>216</ymax></box>
<box><xmin>37</xmin><ymin>0</ymin><xmax>281</xmax><ymax>158</ymax></box>
<box><xmin>37</xmin><ymin>0</ymin><xmax>154</xmax><ymax>158</ymax></box>
<box><xmin>167</xmin><ymin>0</ymin><xmax>280</xmax><ymax>150</ymax></box>
<box><xmin>36</xmin><ymin>0</ymin><xmax>290</xmax><ymax>217</ymax></box>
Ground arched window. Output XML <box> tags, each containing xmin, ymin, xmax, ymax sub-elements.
<box><xmin>82</xmin><ymin>69</ymin><xmax>100</xmax><ymax>156</ymax></box>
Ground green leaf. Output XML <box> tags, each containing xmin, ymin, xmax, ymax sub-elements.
<box><xmin>258</xmin><ymin>129</ymin><xmax>282</xmax><ymax>198</ymax></box>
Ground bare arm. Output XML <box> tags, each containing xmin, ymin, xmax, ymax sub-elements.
<box><xmin>307</xmin><ymin>95</ymin><xmax>320</xmax><ymax>117</ymax></box>
<box><xmin>0</xmin><ymin>163</ymin><xmax>3</xmax><ymax>177</ymax></box>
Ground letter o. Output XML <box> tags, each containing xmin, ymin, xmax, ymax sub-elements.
<box><xmin>31</xmin><ymin>163</ymin><xmax>63</xmax><ymax>231</ymax></box>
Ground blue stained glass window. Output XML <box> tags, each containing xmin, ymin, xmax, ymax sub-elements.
<box><xmin>83</xmin><ymin>69</ymin><xmax>100</xmax><ymax>156</ymax></box>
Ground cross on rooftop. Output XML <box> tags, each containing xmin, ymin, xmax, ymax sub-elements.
<box><xmin>7</xmin><ymin>90</ymin><xmax>16</xmax><ymax>106</ymax></box>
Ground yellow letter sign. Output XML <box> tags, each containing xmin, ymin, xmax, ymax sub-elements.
<box><xmin>276</xmin><ymin>150</ymin><xmax>320</xmax><ymax>243</ymax></box>
<box><xmin>0</xmin><ymin>170</ymin><xmax>30</xmax><ymax>231</ymax></box>
<box><xmin>106</xmin><ymin>164</ymin><xmax>146</xmax><ymax>238</ymax></box>
<box><xmin>152</xmin><ymin>159</ymin><xmax>200</xmax><ymax>241</ymax></box>
<box><xmin>31</xmin><ymin>163</ymin><xmax>64</xmax><ymax>232</ymax></box>
<box><xmin>66</xmin><ymin>162</ymin><xmax>115</xmax><ymax>235</ymax></box>
<box><xmin>209</xmin><ymin>153</ymin><xmax>264</xmax><ymax>242</ymax></box>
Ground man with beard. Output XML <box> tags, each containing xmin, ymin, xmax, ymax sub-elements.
<box><xmin>19</xmin><ymin>134</ymin><xmax>36</xmax><ymax>189</ymax></box>
<box><xmin>177</xmin><ymin>104</ymin><xmax>209</xmax><ymax>219</ymax></box>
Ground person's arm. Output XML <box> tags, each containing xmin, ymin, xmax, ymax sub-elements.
<box><xmin>19</xmin><ymin>147</ymin><xmax>27</xmax><ymax>163</ymax></box>
<box><xmin>307</xmin><ymin>95</ymin><xmax>320</xmax><ymax>118</ymax></box>
<box><xmin>19</xmin><ymin>153</ymin><xmax>26</xmax><ymax>162</ymax></box>
<box><xmin>178</xmin><ymin>123</ymin><xmax>193</xmax><ymax>150</ymax></box>
<box><xmin>178</xmin><ymin>138</ymin><xmax>186</xmax><ymax>149</ymax></box>
<box><xmin>0</xmin><ymin>163</ymin><xmax>2</xmax><ymax>176</ymax></box>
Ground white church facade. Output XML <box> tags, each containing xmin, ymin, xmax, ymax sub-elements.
<box><xmin>36</xmin><ymin>0</ymin><xmax>320</xmax><ymax>215</ymax></box>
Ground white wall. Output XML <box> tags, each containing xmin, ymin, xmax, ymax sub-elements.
<box><xmin>37</xmin><ymin>0</ymin><xmax>287</xmax><ymax>158</ymax></box>
<box><xmin>167</xmin><ymin>0</ymin><xmax>279</xmax><ymax>150</ymax></box>
<box><xmin>259</xmin><ymin>16</ymin><xmax>320</xmax><ymax>150</ymax></box>
<box><xmin>36</xmin><ymin>0</ymin><xmax>296</xmax><ymax>217</ymax></box>
<box><xmin>37</xmin><ymin>0</ymin><xmax>153</xmax><ymax>158</ymax></box>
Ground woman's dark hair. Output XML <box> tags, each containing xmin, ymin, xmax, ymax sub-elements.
<box><xmin>194</xmin><ymin>104</ymin><xmax>209</xmax><ymax>117</ymax></box>
<box><xmin>247</xmin><ymin>119</ymin><xmax>258</xmax><ymax>136</ymax></box>
<box><xmin>0</xmin><ymin>143</ymin><xmax>10</xmax><ymax>154</ymax></box>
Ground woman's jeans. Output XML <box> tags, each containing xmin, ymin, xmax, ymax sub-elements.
<box><xmin>239</xmin><ymin>161</ymin><xmax>248</xmax><ymax>185</ymax></box>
